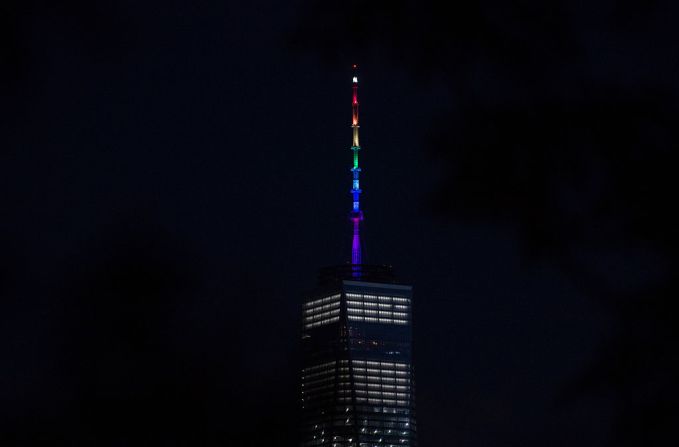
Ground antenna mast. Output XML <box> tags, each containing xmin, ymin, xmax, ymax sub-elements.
<box><xmin>350</xmin><ymin>65</ymin><xmax>363</xmax><ymax>277</ymax></box>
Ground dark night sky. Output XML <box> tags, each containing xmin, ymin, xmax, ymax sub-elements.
<box><xmin>2</xmin><ymin>1</ymin><xmax>678</xmax><ymax>446</ymax></box>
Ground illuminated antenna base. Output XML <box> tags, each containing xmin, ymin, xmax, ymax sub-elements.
<box><xmin>350</xmin><ymin>213</ymin><xmax>363</xmax><ymax>277</ymax></box>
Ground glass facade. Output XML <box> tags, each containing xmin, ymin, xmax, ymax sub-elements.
<box><xmin>300</xmin><ymin>266</ymin><xmax>417</xmax><ymax>447</ymax></box>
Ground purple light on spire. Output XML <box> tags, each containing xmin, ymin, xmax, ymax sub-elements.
<box><xmin>351</xmin><ymin>217</ymin><xmax>362</xmax><ymax>265</ymax></box>
<box><xmin>351</xmin><ymin>216</ymin><xmax>362</xmax><ymax>277</ymax></box>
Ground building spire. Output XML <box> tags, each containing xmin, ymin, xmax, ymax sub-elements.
<box><xmin>350</xmin><ymin>64</ymin><xmax>363</xmax><ymax>276</ymax></box>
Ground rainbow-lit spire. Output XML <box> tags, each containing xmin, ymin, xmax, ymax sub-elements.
<box><xmin>350</xmin><ymin>65</ymin><xmax>363</xmax><ymax>276</ymax></box>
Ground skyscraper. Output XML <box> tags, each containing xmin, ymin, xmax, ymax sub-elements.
<box><xmin>300</xmin><ymin>67</ymin><xmax>417</xmax><ymax>447</ymax></box>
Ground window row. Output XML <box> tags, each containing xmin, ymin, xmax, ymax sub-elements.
<box><xmin>304</xmin><ymin>361</ymin><xmax>408</xmax><ymax>372</ymax></box>
<box><xmin>303</xmin><ymin>308</ymin><xmax>341</xmax><ymax>324</ymax></box>
<box><xmin>302</xmin><ymin>376</ymin><xmax>410</xmax><ymax>392</ymax></box>
<box><xmin>303</xmin><ymin>370</ymin><xmax>352</xmax><ymax>382</ymax></box>
<box><xmin>346</xmin><ymin>293</ymin><xmax>411</xmax><ymax>304</ymax></box>
<box><xmin>363</xmin><ymin>368</ymin><xmax>409</xmax><ymax>375</ymax></box>
<box><xmin>347</xmin><ymin>308</ymin><xmax>409</xmax><ymax>319</ymax></box>
<box><xmin>348</xmin><ymin>315</ymin><xmax>409</xmax><ymax>325</ymax></box>
<box><xmin>302</xmin><ymin>375</ymin><xmax>343</xmax><ymax>387</ymax></box>
<box><xmin>302</xmin><ymin>414</ymin><xmax>412</xmax><ymax>425</ymax></box>
<box><xmin>323</xmin><ymin>400</ymin><xmax>413</xmax><ymax>414</ymax></box>
<box><xmin>355</xmin><ymin>383</ymin><xmax>410</xmax><ymax>392</ymax></box>
<box><xmin>303</xmin><ymin>382</ymin><xmax>411</xmax><ymax>395</ymax></box>
<box><xmin>303</xmin><ymin>301</ymin><xmax>341</xmax><ymax>316</ymax></box>
<box><xmin>303</xmin><ymin>401</ymin><xmax>413</xmax><ymax>411</ymax></box>
<box><xmin>304</xmin><ymin>293</ymin><xmax>342</xmax><ymax>309</ymax></box>
<box><xmin>354</xmin><ymin>390</ymin><xmax>410</xmax><ymax>399</ymax></box>
<box><xmin>302</xmin><ymin>369</ymin><xmax>340</xmax><ymax>381</ymax></box>
<box><xmin>303</xmin><ymin>360</ymin><xmax>338</xmax><ymax>372</ymax></box>
<box><xmin>305</xmin><ymin>389</ymin><xmax>410</xmax><ymax>400</ymax></box>
<box><xmin>346</xmin><ymin>301</ymin><xmax>409</xmax><ymax>311</ymax></box>
<box><xmin>362</xmin><ymin>398</ymin><xmax>411</xmax><ymax>407</ymax></box>
<box><xmin>352</xmin><ymin>360</ymin><xmax>408</xmax><ymax>368</ymax></box>
<box><xmin>302</xmin><ymin>383</ymin><xmax>341</xmax><ymax>394</ymax></box>
<box><xmin>352</xmin><ymin>375</ymin><xmax>410</xmax><ymax>383</ymax></box>
<box><xmin>305</xmin><ymin>315</ymin><xmax>340</xmax><ymax>329</ymax></box>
